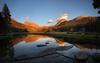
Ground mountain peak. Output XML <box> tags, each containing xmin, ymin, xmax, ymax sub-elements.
<box><xmin>73</xmin><ymin>16</ymin><xmax>97</xmax><ymax>20</ymax></box>
<box><xmin>77</xmin><ymin>16</ymin><xmax>97</xmax><ymax>18</ymax></box>
<box><xmin>23</xmin><ymin>21</ymin><xmax>42</xmax><ymax>27</ymax></box>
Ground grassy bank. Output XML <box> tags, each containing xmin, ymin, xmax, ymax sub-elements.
<box><xmin>22</xmin><ymin>32</ymin><xmax>100</xmax><ymax>45</ymax></box>
<box><xmin>0</xmin><ymin>32</ymin><xmax>100</xmax><ymax>45</ymax></box>
<box><xmin>44</xmin><ymin>32</ymin><xmax>100</xmax><ymax>45</ymax></box>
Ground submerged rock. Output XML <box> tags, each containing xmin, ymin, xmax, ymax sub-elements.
<box><xmin>74</xmin><ymin>51</ymin><xmax>90</xmax><ymax>63</ymax></box>
<box><xmin>36</xmin><ymin>44</ymin><xmax>47</xmax><ymax>47</ymax></box>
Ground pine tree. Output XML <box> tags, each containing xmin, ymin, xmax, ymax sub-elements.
<box><xmin>92</xmin><ymin>0</ymin><xmax>100</xmax><ymax>14</ymax></box>
<box><xmin>1</xmin><ymin>4</ymin><xmax>12</xmax><ymax>33</ymax></box>
<box><xmin>2</xmin><ymin>4</ymin><xmax>11</xmax><ymax>22</ymax></box>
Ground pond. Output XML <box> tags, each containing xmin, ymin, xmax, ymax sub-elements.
<box><xmin>0</xmin><ymin>35</ymin><xmax>100</xmax><ymax>63</ymax></box>
<box><xmin>13</xmin><ymin>35</ymin><xmax>74</xmax><ymax>62</ymax></box>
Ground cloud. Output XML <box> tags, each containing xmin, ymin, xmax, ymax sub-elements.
<box><xmin>24</xmin><ymin>16</ymin><xmax>30</xmax><ymax>21</ymax></box>
<box><xmin>48</xmin><ymin>19</ymin><xmax>53</xmax><ymax>23</ymax></box>
<box><xmin>58</xmin><ymin>13</ymin><xmax>69</xmax><ymax>21</ymax></box>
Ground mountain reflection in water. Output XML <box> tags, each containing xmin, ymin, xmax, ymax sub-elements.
<box><xmin>9</xmin><ymin>35</ymin><xmax>100</xmax><ymax>63</ymax></box>
<box><xmin>14</xmin><ymin>35</ymin><xmax>72</xmax><ymax>58</ymax></box>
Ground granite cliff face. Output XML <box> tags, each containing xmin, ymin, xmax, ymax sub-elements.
<box><xmin>23</xmin><ymin>21</ymin><xmax>49</xmax><ymax>32</ymax></box>
<box><xmin>51</xmin><ymin>16</ymin><xmax>100</xmax><ymax>32</ymax></box>
<box><xmin>9</xmin><ymin>20</ymin><xmax>49</xmax><ymax>32</ymax></box>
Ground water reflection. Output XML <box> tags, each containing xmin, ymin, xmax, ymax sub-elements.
<box><xmin>0</xmin><ymin>37</ymin><xmax>19</xmax><ymax>63</ymax></box>
<box><xmin>75</xmin><ymin>44</ymin><xmax>100</xmax><ymax>55</ymax></box>
<box><xmin>3</xmin><ymin>35</ymin><xmax>99</xmax><ymax>63</ymax></box>
<box><xmin>25</xmin><ymin>35</ymin><xmax>48</xmax><ymax>42</ymax></box>
<box><xmin>55</xmin><ymin>39</ymin><xmax>65</xmax><ymax>46</ymax></box>
<box><xmin>14</xmin><ymin>35</ymin><xmax>72</xmax><ymax>59</ymax></box>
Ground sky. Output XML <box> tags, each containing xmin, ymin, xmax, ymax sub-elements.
<box><xmin>0</xmin><ymin>0</ymin><xmax>99</xmax><ymax>25</ymax></box>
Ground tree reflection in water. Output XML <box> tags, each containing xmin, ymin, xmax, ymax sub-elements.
<box><xmin>0</xmin><ymin>35</ymin><xmax>100</xmax><ymax>63</ymax></box>
<box><xmin>0</xmin><ymin>39</ymin><xmax>14</xmax><ymax>63</ymax></box>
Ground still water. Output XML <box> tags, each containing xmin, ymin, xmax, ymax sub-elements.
<box><xmin>11</xmin><ymin>35</ymin><xmax>100</xmax><ymax>63</ymax></box>
<box><xmin>14</xmin><ymin>35</ymin><xmax>71</xmax><ymax>58</ymax></box>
